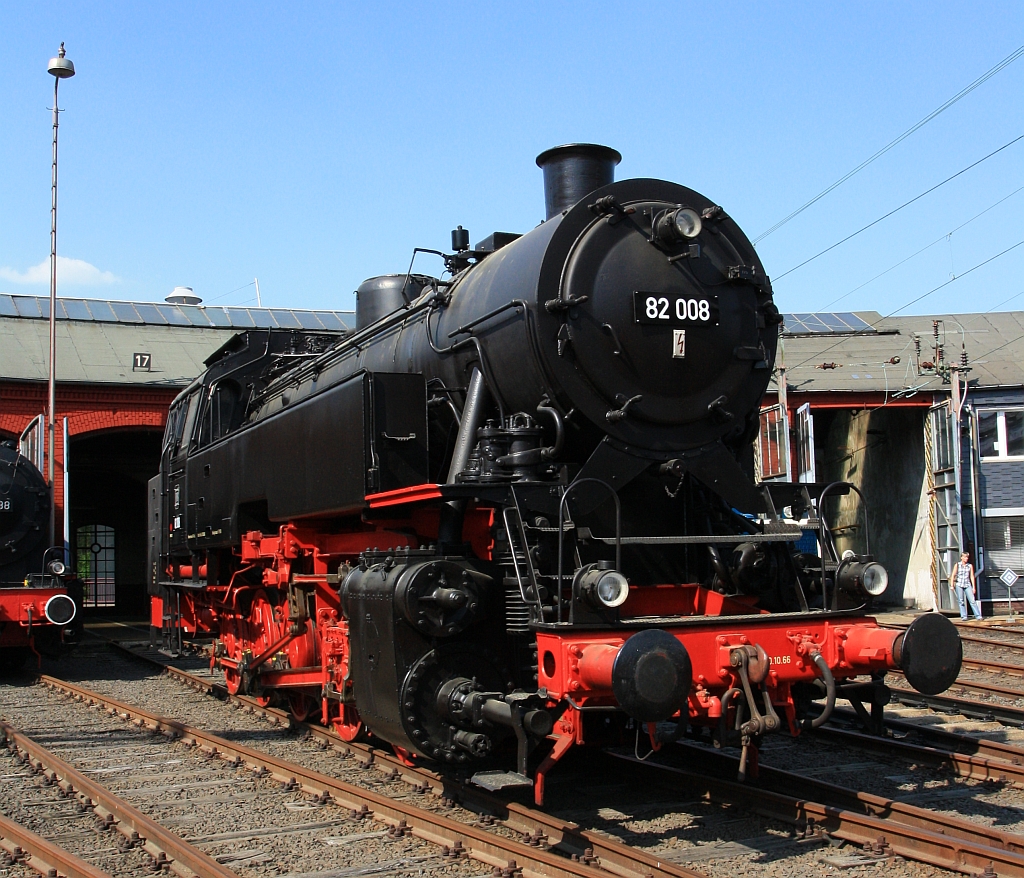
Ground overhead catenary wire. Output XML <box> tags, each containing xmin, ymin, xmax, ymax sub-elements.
<box><xmin>753</xmin><ymin>44</ymin><xmax>1024</xmax><ymax>244</ymax></box>
<box><xmin>816</xmin><ymin>185</ymin><xmax>1024</xmax><ymax>312</ymax></box>
<box><xmin>789</xmin><ymin>239</ymin><xmax>1024</xmax><ymax>372</ymax></box>
<box><xmin>204</xmin><ymin>280</ymin><xmax>256</xmax><ymax>304</ymax></box>
<box><xmin>773</xmin><ymin>133</ymin><xmax>1024</xmax><ymax>283</ymax></box>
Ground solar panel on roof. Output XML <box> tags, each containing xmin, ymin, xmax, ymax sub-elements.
<box><xmin>179</xmin><ymin>305</ymin><xmax>212</xmax><ymax>326</ymax></box>
<box><xmin>0</xmin><ymin>294</ymin><xmax>352</xmax><ymax>332</ymax></box>
<box><xmin>62</xmin><ymin>299</ymin><xmax>92</xmax><ymax>321</ymax></box>
<box><xmin>226</xmin><ymin>308</ymin><xmax>256</xmax><ymax>328</ymax></box>
<box><xmin>85</xmin><ymin>301</ymin><xmax>116</xmax><ymax>322</ymax></box>
<box><xmin>315</xmin><ymin>311</ymin><xmax>345</xmax><ymax>330</ymax></box>
<box><xmin>156</xmin><ymin>304</ymin><xmax>190</xmax><ymax>326</ymax></box>
<box><xmin>270</xmin><ymin>309</ymin><xmax>301</xmax><ymax>328</ymax></box>
<box><xmin>14</xmin><ymin>298</ymin><xmax>41</xmax><ymax>318</ymax></box>
<box><xmin>133</xmin><ymin>303</ymin><xmax>166</xmax><ymax>324</ymax></box>
<box><xmin>783</xmin><ymin>312</ymin><xmax>875</xmax><ymax>334</ymax></box>
<box><xmin>249</xmin><ymin>310</ymin><xmax>277</xmax><ymax>328</ymax></box>
<box><xmin>110</xmin><ymin>302</ymin><xmax>142</xmax><ymax>323</ymax></box>
<box><xmin>204</xmin><ymin>308</ymin><xmax>233</xmax><ymax>327</ymax></box>
<box><xmin>837</xmin><ymin>312</ymin><xmax>873</xmax><ymax>330</ymax></box>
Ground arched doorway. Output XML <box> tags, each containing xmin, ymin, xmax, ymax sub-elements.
<box><xmin>69</xmin><ymin>430</ymin><xmax>163</xmax><ymax>614</ymax></box>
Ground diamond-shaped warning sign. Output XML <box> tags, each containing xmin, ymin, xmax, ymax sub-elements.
<box><xmin>1000</xmin><ymin>568</ymin><xmax>1019</xmax><ymax>588</ymax></box>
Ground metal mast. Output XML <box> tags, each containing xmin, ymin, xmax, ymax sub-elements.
<box><xmin>47</xmin><ymin>42</ymin><xmax>75</xmax><ymax>548</ymax></box>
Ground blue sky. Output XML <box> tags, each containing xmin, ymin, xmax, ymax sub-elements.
<box><xmin>1</xmin><ymin>3</ymin><xmax>1022</xmax><ymax>319</ymax></box>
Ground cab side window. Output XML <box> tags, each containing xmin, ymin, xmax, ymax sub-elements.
<box><xmin>213</xmin><ymin>380</ymin><xmax>244</xmax><ymax>438</ymax></box>
<box><xmin>196</xmin><ymin>380</ymin><xmax>244</xmax><ymax>449</ymax></box>
<box><xmin>162</xmin><ymin>405</ymin><xmax>181</xmax><ymax>451</ymax></box>
<box><xmin>177</xmin><ymin>391</ymin><xmax>202</xmax><ymax>454</ymax></box>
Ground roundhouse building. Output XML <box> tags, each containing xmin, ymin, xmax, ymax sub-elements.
<box><xmin>757</xmin><ymin>310</ymin><xmax>1024</xmax><ymax>614</ymax></box>
<box><xmin>0</xmin><ymin>293</ymin><xmax>352</xmax><ymax>614</ymax></box>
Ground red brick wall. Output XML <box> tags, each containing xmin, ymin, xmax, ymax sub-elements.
<box><xmin>0</xmin><ymin>381</ymin><xmax>179</xmax><ymax>544</ymax></box>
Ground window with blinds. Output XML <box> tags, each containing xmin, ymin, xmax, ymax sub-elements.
<box><xmin>983</xmin><ymin>516</ymin><xmax>1024</xmax><ymax>574</ymax></box>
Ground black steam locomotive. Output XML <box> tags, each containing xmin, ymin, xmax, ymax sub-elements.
<box><xmin>151</xmin><ymin>145</ymin><xmax>961</xmax><ymax>802</ymax></box>
<box><xmin>0</xmin><ymin>442</ymin><xmax>80</xmax><ymax>665</ymax></box>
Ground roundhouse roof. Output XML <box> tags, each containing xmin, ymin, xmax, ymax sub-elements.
<box><xmin>0</xmin><ymin>293</ymin><xmax>353</xmax><ymax>387</ymax></box>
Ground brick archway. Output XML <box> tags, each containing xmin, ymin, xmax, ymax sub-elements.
<box><xmin>0</xmin><ymin>383</ymin><xmax>178</xmax><ymax>548</ymax></box>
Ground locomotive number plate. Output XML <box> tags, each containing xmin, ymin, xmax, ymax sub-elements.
<box><xmin>634</xmin><ymin>292</ymin><xmax>719</xmax><ymax>326</ymax></box>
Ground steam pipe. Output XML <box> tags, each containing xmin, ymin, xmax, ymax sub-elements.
<box><xmin>446</xmin><ymin>367</ymin><xmax>490</xmax><ymax>484</ymax></box>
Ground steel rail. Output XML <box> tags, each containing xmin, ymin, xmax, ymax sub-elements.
<box><xmin>888</xmin><ymin>664</ymin><xmax>1024</xmax><ymax>702</ymax></box>
<box><xmin>605</xmin><ymin>751</ymin><xmax>1024</xmax><ymax>877</ymax></box>
<box><xmin>961</xmin><ymin>655</ymin><xmax>1024</xmax><ymax>678</ymax></box>
<box><xmin>889</xmin><ymin>682</ymin><xmax>1024</xmax><ymax>726</ymax></box>
<box><xmin>830</xmin><ymin>706</ymin><xmax>1024</xmax><ymax>764</ymax></box>
<box><xmin>0</xmin><ymin>719</ymin><xmax>238</xmax><ymax>878</ymax></box>
<box><xmin>956</xmin><ymin>631</ymin><xmax>1024</xmax><ymax>654</ymax></box>
<box><xmin>886</xmin><ymin>619</ymin><xmax>1024</xmax><ymax>641</ymax></box>
<box><xmin>0</xmin><ymin>811</ymin><xmax>113</xmax><ymax>878</ymax></box>
<box><xmin>923</xmin><ymin>673</ymin><xmax>1023</xmax><ymax>701</ymax></box>
<box><xmin>812</xmin><ymin>723</ymin><xmax>1024</xmax><ymax>785</ymax></box>
<box><xmin>107</xmin><ymin>642</ymin><xmax>703</xmax><ymax>878</ymax></box>
<box><xmin>985</xmin><ymin>624</ymin><xmax>1024</xmax><ymax>636</ymax></box>
<box><xmin>39</xmin><ymin>675</ymin><xmax>701</xmax><ymax>878</ymax></box>
<box><xmin>668</xmin><ymin>739</ymin><xmax>1024</xmax><ymax>856</ymax></box>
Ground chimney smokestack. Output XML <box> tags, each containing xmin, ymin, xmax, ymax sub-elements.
<box><xmin>536</xmin><ymin>144</ymin><xmax>622</xmax><ymax>220</ymax></box>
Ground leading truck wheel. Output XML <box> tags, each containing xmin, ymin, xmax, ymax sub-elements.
<box><xmin>898</xmin><ymin>613</ymin><xmax>963</xmax><ymax>696</ymax></box>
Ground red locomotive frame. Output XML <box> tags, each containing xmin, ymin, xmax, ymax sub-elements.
<box><xmin>157</xmin><ymin>486</ymin><xmax>916</xmax><ymax>804</ymax></box>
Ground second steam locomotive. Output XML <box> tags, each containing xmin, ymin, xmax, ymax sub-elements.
<box><xmin>150</xmin><ymin>145</ymin><xmax>962</xmax><ymax>801</ymax></box>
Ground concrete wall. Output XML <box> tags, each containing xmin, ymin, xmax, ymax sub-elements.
<box><xmin>821</xmin><ymin>408</ymin><xmax>930</xmax><ymax>606</ymax></box>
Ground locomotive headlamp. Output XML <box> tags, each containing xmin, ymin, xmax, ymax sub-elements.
<box><xmin>654</xmin><ymin>207</ymin><xmax>703</xmax><ymax>245</ymax></box>
<box><xmin>673</xmin><ymin>208</ymin><xmax>702</xmax><ymax>239</ymax></box>
<box><xmin>837</xmin><ymin>557</ymin><xmax>889</xmax><ymax>598</ymax></box>
<box><xmin>47</xmin><ymin>559</ymin><xmax>66</xmax><ymax>576</ymax></box>
<box><xmin>575</xmin><ymin>563</ymin><xmax>630</xmax><ymax>609</ymax></box>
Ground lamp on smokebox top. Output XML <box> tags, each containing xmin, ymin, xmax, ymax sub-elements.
<box><xmin>654</xmin><ymin>207</ymin><xmax>703</xmax><ymax>244</ymax></box>
<box><xmin>45</xmin><ymin>43</ymin><xmax>75</xmax><ymax>549</ymax></box>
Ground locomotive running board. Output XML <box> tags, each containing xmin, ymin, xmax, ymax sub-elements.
<box><xmin>576</xmin><ymin>526</ymin><xmax>804</xmax><ymax>544</ymax></box>
<box><xmin>471</xmin><ymin>769</ymin><xmax>533</xmax><ymax>791</ymax></box>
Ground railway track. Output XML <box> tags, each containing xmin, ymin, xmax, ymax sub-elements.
<box><xmin>605</xmin><ymin>747</ymin><xmax>1024</xmax><ymax>878</ymax></box>
<box><xmin>0</xmin><ymin>716</ymin><xmax>238</xmax><ymax>878</ymax></box>
<box><xmin>95</xmin><ymin>638</ymin><xmax>1024</xmax><ymax>878</ymax></box>
<box><xmin>6</xmin><ymin>665</ymin><xmax>703</xmax><ymax>878</ymax></box>
<box><xmin>0</xmin><ymin>810</ymin><xmax>113</xmax><ymax>878</ymax></box>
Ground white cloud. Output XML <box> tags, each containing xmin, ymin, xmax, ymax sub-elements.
<box><xmin>0</xmin><ymin>256</ymin><xmax>119</xmax><ymax>286</ymax></box>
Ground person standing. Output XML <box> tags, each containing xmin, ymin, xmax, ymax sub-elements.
<box><xmin>950</xmin><ymin>551</ymin><xmax>982</xmax><ymax>621</ymax></box>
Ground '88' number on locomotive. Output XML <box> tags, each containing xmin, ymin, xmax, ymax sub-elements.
<box><xmin>633</xmin><ymin>291</ymin><xmax>719</xmax><ymax>326</ymax></box>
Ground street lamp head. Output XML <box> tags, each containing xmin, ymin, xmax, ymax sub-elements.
<box><xmin>47</xmin><ymin>43</ymin><xmax>75</xmax><ymax>79</ymax></box>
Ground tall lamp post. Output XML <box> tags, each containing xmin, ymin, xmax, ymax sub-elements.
<box><xmin>47</xmin><ymin>43</ymin><xmax>75</xmax><ymax>549</ymax></box>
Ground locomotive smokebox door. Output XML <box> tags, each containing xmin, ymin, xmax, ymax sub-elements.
<box><xmin>367</xmin><ymin>373</ymin><xmax>429</xmax><ymax>494</ymax></box>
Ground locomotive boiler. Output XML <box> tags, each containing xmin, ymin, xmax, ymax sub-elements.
<box><xmin>151</xmin><ymin>145</ymin><xmax>962</xmax><ymax>801</ymax></box>
<box><xmin>0</xmin><ymin>442</ymin><xmax>80</xmax><ymax>666</ymax></box>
